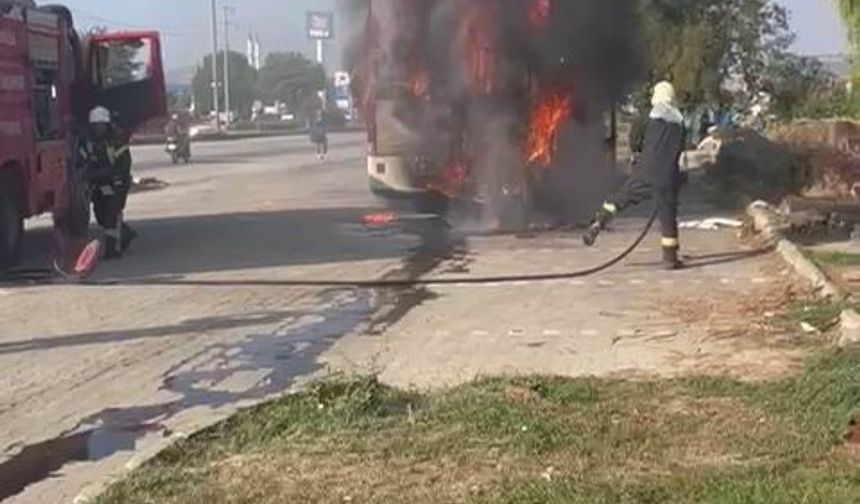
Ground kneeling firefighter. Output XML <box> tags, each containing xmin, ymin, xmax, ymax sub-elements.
<box><xmin>583</xmin><ymin>81</ymin><xmax>687</xmax><ymax>270</ymax></box>
<box><xmin>80</xmin><ymin>106</ymin><xmax>137</xmax><ymax>259</ymax></box>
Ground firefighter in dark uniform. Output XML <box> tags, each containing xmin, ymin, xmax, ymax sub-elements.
<box><xmin>583</xmin><ymin>81</ymin><xmax>687</xmax><ymax>270</ymax></box>
<box><xmin>80</xmin><ymin>106</ymin><xmax>137</xmax><ymax>259</ymax></box>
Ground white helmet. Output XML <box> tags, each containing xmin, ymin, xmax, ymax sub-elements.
<box><xmin>651</xmin><ymin>81</ymin><xmax>676</xmax><ymax>107</ymax></box>
<box><xmin>89</xmin><ymin>106</ymin><xmax>111</xmax><ymax>124</ymax></box>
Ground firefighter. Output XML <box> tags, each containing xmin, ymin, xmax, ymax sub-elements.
<box><xmin>80</xmin><ymin>106</ymin><xmax>137</xmax><ymax>259</ymax></box>
<box><xmin>583</xmin><ymin>81</ymin><xmax>687</xmax><ymax>270</ymax></box>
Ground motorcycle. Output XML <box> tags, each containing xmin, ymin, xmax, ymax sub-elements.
<box><xmin>165</xmin><ymin>136</ymin><xmax>191</xmax><ymax>164</ymax></box>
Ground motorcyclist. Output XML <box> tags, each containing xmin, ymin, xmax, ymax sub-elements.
<box><xmin>165</xmin><ymin>112</ymin><xmax>191</xmax><ymax>160</ymax></box>
<box><xmin>79</xmin><ymin>106</ymin><xmax>137</xmax><ymax>259</ymax></box>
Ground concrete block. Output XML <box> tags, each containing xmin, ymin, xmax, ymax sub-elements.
<box><xmin>839</xmin><ymin>309</ymin><xmax>860</xmax><ymax>347</ymax></box>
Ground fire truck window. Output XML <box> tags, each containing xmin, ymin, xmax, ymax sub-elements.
<box><xmin>33</xmin><ymin>69</ymin><xmax>60</xmax><ymax>141</ymax></box>
<box><xmin>94</xmin><ymin>40</ymin><xmax>153</xmax><ymax>89</ymax></box>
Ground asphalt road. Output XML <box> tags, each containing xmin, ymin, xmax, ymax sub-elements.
<box><xmin>0</xmin><ymin>133</ymin><xmax>798</xmax><ymax>503</ymax></box>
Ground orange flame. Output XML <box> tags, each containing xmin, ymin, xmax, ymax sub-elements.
<box><xmin>526</xmin><ymin>91</ymin><xmax>573</xmax><ymax>167</ymax></box>
<box><xmin>528</xmin><ymin>0</ymin><xmax>552</xmax><ymax>29</ymax></box>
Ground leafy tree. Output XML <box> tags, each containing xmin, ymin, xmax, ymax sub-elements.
<box><xmin>255</xmin><ymin>52</ymin><xmax>326</xmax><ymax>121</ymax></box>
<box><xmin>762</xmin><ymin>53</ymin><xmax>840</xmax><ymax>119</ymax></box>
<box><xmin>640</xmin><ymin>0</ymin><xmax>792</xmax><ymax>107</ymax></box>
<box><xmin>191</xmin><ymin>50</ymin><xmax>258</xmax><ymax>118</ymax></box>
<box><xmin>837</xmin><ymin>0</ymin><xmax>860</xmax><ymax>85</ymax></box>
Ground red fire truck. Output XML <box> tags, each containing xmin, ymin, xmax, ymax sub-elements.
<box><xmin>0</xmin><ymin>1</ymin><xmax>166</xmax><ymax>267</ymax></box>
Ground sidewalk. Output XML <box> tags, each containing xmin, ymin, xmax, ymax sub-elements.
<box><xmin>324</xmin><ymin>202</ymin><xmax>812</xmax><ymax>389</ymax></box>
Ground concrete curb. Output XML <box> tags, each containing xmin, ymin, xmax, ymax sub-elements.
<box><xmin>747</xmin><ymin>202</ymin><xmax>860</xmax><ymax>347</ymax></box>
<box><xmin>747</xmin><ymin>202</ymin><xmax>843</xmax><ymax>299</ymax></box>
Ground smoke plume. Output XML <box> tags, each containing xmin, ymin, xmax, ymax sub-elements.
<box><xmin>340</xmin><ymin>0</ymin><xmax>644</xmax><ymax>228</ymax></box>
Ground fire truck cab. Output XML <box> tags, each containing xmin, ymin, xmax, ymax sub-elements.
<box><xmin>0</xmin><ymin>1</ymin><xmax>166</xmax><ymax>267</ymax></box>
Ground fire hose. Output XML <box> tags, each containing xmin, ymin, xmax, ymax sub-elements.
<box><xmin>0</xmin><ymin>209</ymin><xmax>659</xmax><ymax>287</ymax></box>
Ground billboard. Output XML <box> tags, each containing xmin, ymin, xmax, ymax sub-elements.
<box><xmin>307</xmin><ymin>12</ymin><xmax>334</xmax><ymax>40</ymax></box>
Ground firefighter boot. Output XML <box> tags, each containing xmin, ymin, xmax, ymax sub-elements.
<box><xmin>121</xmin><ymin>224</ymin><xmax>138</xmax><ymax>252</ymax></box>
<box><xmin>661</xmin><ymin>246</ymin><xmax>683</xmax><ymax>271</ymax></box>
<box><xmin>583</xmin><ymin>204</ymin><xmax>617</xmax><ymax>247</ymax></box>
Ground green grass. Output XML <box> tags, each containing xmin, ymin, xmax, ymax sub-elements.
<box><xmin>97</xmin><ymin>352</ymin><xmax>860</xmax><ymax>504</ymax></box>
<box><xmin>780</xmin><ymin>298</ymin><xmax>847</xmax><ymax>332</ymax></box>
<box><xmin>808</xmin><ymin>250</ymin><xmax>860</xmax><ymax>268</ymax></box>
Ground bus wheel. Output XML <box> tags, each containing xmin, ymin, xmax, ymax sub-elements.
<box><xmin>0</xmin><ymin>179</ymin><xmax>23</xmax><ymax>268</ymax></box>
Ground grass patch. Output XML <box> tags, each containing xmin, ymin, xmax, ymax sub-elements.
<box><xmin>97</xmin><ymin>353</ymin><xmax>860</xmax><ymax>504</ymax></box>
<box><xmin>779</xmin><ymin>298</ymin><xmax>847</xmax><ymax>332</ymax></box>
<box><xmin>808</xmin><ymin>250</ymin><xmax>860</xmax><ymax>268</ymax></box>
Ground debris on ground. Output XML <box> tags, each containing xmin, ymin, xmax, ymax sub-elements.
<box><xmin>679</xmin><ymin>218</ymin><xmax>744</xmax><ymax>231</ymax></box>
<box><xmin>130</xmin><ymin>177</ymin><xmax>169</xmax><ymax>193</ymax></box>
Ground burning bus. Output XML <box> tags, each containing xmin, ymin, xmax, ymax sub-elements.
<box><xmin>348</xmin><ymin>0</ymin><xmax>642</xmax><ymax>227</ymax></box>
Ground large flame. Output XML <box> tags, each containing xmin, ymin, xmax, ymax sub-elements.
<box><xmin>526</xmin><ymin>90</ymin><xmax>573</xmax><ymax>167</ymax></box>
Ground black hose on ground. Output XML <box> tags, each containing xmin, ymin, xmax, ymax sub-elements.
<box><xmin>0</xmin><ymin>209</ymin><xmax>659</xmax><ymax>288</ymax></box>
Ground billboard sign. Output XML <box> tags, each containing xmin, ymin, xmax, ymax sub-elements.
<box><xmin>307</xmin><ymin>12</ymin><xmax>334</xmax><ymax>40</ymax></box>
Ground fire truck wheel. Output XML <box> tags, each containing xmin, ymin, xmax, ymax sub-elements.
<box><xmin>0</xmin><ymin>181</ymin><xmax>23</xmax><ymax>268</ymax></box>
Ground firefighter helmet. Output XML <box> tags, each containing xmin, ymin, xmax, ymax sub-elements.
<box><xmin>89</xmin><ymin>106</ymin><xmax>112</xmax><ymax>125</ymax></box>
<box><xmin>651</xmin><ymin>81</ymin><xmax>676</xmax><ymax>107</ymax></box>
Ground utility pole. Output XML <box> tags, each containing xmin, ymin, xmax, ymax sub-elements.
<box><xmin>210</xmin><ymin>0</ymin><xmax>221</xmax><ymax>130</ymax></box>
<box><xmin>223</xmin><ymin>6</ymin><xmax>234</xmax><ymax>127</ymax></box>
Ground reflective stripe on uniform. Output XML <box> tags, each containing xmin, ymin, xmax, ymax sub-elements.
<box><xmin>662</xmin><ymin>237</ymin><xmax>680</xmax><ymax>248</ymax></box>
<box><xmin>602</xmin><ymin>202</ymin><xmax>618</xmax><ymax>214</ymax></box>
<box><xmin>104</xmin><ymin>228</ymin><xmax>121</xmax><ymax>238</ymax></box>
<box><xmin>111</xmin><ymin>145</ymin><xmax>130</xmax><ymax>158</ymax></box>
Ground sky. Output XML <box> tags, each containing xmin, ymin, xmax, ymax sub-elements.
<box><xmin>58</xmin><ymin>0</ymin><xmax>847</xmax><ymax>80</ymax></box>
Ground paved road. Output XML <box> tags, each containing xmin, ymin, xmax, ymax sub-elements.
<box><xmin>0</xmin><ymin>133</ymin><xmax>803</xmax><ymax>503</ymax></box>
<box><xmin>0</xmin><ymin>132</ymin><xmax>428</xmax><ymax>503</ymax></box>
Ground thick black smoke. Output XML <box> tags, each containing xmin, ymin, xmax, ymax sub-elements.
<box><xmin>340</xmin><ymin>0</ymin><xmax>644</xmax><ymax>227</ymax></box>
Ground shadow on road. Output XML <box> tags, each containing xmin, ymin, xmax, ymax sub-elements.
<box><xmin>93</xmin><ymin>206</ymin><xmax>432</xmax><ymax>281</ymax></box>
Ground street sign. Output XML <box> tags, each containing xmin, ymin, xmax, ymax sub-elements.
<box><xmin>307</xmin><ymin>12</ymin><xmax>334</xmax><ymax>40</ymax></box>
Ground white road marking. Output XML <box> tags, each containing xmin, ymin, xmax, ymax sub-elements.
<box><xmin>630</xmin><ymin>279</ymin><xmax>646</xmax><ymax>285</ymax></box>
<box><xmin>542</xmin><ymin>329</ymin><xmax>562</xmax><ymax>336</ymax></box>
<box><xmin>580</xmin><ymin>329</ymin><xmax>600</xmax><ymax>337</ymax></box>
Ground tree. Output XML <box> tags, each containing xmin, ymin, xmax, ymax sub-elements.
<box><xmin>837</xmin><ymin>0</ymin><xmax>860</xmax><ymax>85</ymax></box>
<box><xmin>191</xmin><ymin>51</ymin><xmax>258</xmax><ymax>118</ymax></box>
<box><xmin>255</xmin><ymin>52</ymin><xmax>326</xmax><ymax>121</ymax></box>
<box><xmin>762</xmin><ymin>53</ymin><xmax>839</xmax><ymax>118</ymax></box>
<box><xmin>640</xmin><ymin>0</ymin><xmax>792</xmax><ymax>107</ymax></box>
